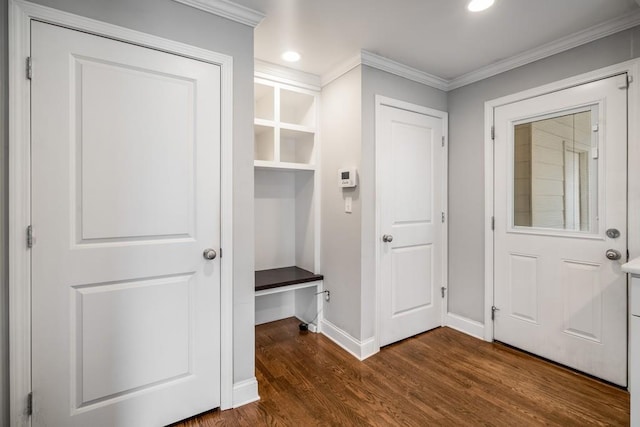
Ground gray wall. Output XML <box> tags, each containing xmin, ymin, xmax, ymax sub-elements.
<box><xmin>320</xmin><ymin>64</ymin><xmax>448</xmax><ymax>342</ymax></box>
<box><xmin>360</xmin><ymin>65</ymin><xmax>447</xmax><ymax>339</ymax></box>
<box><xmin>1</xmin><ymin>0</ymin><xmax>255</xmax><ymax>419</ymax></box>
<box><xmin>320</xmin><ymin>66</ymin><xmax>363</xmax><ymax>339</ymax></box>
<box><xmin>448</xmin><ymin>26</ymin><xmax>640</xmax><ymax>322</ymax></box>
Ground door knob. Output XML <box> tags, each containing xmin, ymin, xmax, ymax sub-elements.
<box><xmin>605</xmin><ymin>249</ymin><xmax>621</xmax><ymax>261</ymax></box>
<box><xmin>203</xmin><ymin>248</ymin><xmax>217</xmax><ymax>260</ymax></box>
<box><xmin>382</xmin><ymin>234</ymin><xmax>393</xmax><ymax>243</ymax></box>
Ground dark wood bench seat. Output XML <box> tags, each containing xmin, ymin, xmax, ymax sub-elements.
<box><xmin>255</xmin><ymin>266</ymin><xmax>323</xmax><ymax>292</ymax></box>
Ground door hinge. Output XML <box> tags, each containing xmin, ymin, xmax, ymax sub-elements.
<box><xmin>441</xmin><ymin>212</ymin><xmax>445</xmax><ymax>223</ymax></box>
<box><xmin>491</xmin><ymin>125</ymin><xmax>495</xmax><ymax>140</ymax></box>
<box><xmin>627</xmin><ymin>249</ymin><xmax>630</xmax><ymax>262</ymax></box>
<box><xmin>219</xmin><ymin>248</ymin><xmax>222</xmax><ymax>258</ymax></box>
<box><xmin>491</xmin><ymin>216</ymin><xmax>495</xmax><ymax>231</ymax></box>
<box><xmin>618</xmin><ymin>74</ymin><xmax>632</xmax><ymax>89</ymax></box>
<box><xmin>27</xmin><ymin>225</ymin><xmax>33</xmax><ymax>248</ymax></box>
<box><xmin>441</xmin><ymin>286</ymin><xmax>446</xmax><ymax>298</ymax></box>
<box><xmin>441</xmin><ymin>136</ymin><xmax>445</xmax><ymax>147</ymax></box>
<box><xmin>27</xmin><ymin>392</ymin><xmax>33</xmax><ymax>416</ymax></box>
<box><xmin>26</xmin><ymin>57</ymin><xmax>32</xmax><ymax>80</ymax></box>
<box><xmin>491</xmin><ymin>305</ymin><xmax>499</xmax><ymax>321</ymax></box>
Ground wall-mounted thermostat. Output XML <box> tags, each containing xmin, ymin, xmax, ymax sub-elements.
<box><xmin>339</xmin><ymin>168</ymin><xmax>358</xmax><ymax>188</ymax></box>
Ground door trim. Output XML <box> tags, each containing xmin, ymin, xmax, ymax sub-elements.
<box><xmin>8</xmin><ymin>0</ymin><xmax>235</xmax><ymax>423</ymax></box>
<box><xmin>373</xmin><ymin>95</ymin><xmax>449</xmax><ymax>353</ymax></box>
<box><xmin>484</xmin><ymin>59</ymin><xmax>640</xmax><ymax>342</ymax></box>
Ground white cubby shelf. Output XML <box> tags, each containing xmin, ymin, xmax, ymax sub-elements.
<box><xmin>254</xmin><ymin>75</ymin><xmax>321</xmax><ymax>330</ymax></box>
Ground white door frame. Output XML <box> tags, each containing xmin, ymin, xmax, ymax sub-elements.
<box><xmin>8</xmin><ymin>0</ymin><xmax>235</xmax><ymax>423</ymax></box>
<box><xmin>484</xmin><ymin>59</ymin><xmax>640</xmax><ymax>342</ymax></box>
<box><xmin>374</xmin><ymin>95</ymin><xmax>449</xmax><ymax>352</ymax></box>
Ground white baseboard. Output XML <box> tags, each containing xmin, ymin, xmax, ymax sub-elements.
<box><xmin>320</xmin><ymin>319</ymin><xmax>379</xmax><ymax>360</ymax></box>
<box><xmin>232</xmin><ymin>377</ymin><xmax>260</xmax><ymax>408</ymax></box>
<box><xmin>445</xmin><ymin>312</ymin><xmax>486</xmax><ymax>341</ymax></box>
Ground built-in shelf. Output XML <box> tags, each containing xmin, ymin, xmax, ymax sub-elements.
<box><xmin>254</xmin><ymin>160</ymin><xmax>315</xmax><ymax>171</ymax></box>
<box><xmin>254</xmin><ymin>74</ymin><xmax>321</xmax><ymax>330</ymax></box>
<box><xmin>253</xmin><ymin>78</ymin><xmax>317</xmax><ymax>169</ymax></box>
<box><xmin>255</xmin><ymin>266</ymin><xmax>323</xmax><ymax>293</ymax></box>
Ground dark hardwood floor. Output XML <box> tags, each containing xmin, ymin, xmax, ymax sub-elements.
<box><xmin>176</xmin><ymin>317</ymin><xmax>629</xmax><ymax>426</ymax></box>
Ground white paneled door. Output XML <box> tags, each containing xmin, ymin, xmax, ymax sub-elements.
<box><xmin>378</xmin><ymin>103</ymin><xmax>446</xmax><ymax>347</ymax></box>
<box><xmin>493</xmin><ymin>75</ymin><xmax>627</xmax><ymax>386</ymax></box>
<box><xmin>31</xmin><ymin>21</ymin><xmax>221</xmax><ymax>425</ymax></box>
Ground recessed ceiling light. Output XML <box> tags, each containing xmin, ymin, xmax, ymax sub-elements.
<box><xmin>467</xmin><ymin>0</ymin><xmax>494</xmax><ymax>12</ymax></box>
<box><xmin>281</xmin><ymin>51</ymin><xmax>301</xmax><ymax>62</ymax></box>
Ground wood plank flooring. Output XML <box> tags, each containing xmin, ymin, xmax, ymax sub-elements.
<box><xmin>175</xmin><ymin>317</ymin><xmax>629</xmax><ymax>426</ymax></box>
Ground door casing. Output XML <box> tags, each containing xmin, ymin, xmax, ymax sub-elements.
<box><xmin>8</xmin><ymin>0</ymin><xmax>235</xmax><ymax>423</ymax></box>
<box><xmin>374</xmin><ymin>95</ymin><xmax>449</xmax><ymax>353</ymax></box>
<box><xmin>484</xmin><ymin>59</ymin><xmax>640</xmax><ymax>343</ymax></box>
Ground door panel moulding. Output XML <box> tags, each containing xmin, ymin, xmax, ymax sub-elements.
<box><xmin>484</xmin><ymin>58</ymin><xmax>640</xmax><ymax>342</ymax></box>
<box><xmin>9</xmin><ymin>0</ymin><xmax>236</xmax><ymax>423</ymax></box>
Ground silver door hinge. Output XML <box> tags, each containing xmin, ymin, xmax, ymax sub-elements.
<box><xmin>27</xmin><ymin>225</ymin><xmax>33</xmax><ymax>248</ymax></box>
<box><xmin>491</xmin><ymin>305</ymin><xmax>499</xmax><ymax>321</ymax></box>
<box><xmin>26</xmin><ymin>57</ymin><xmax>32</xmax><ymax>80</ymax></box>
<box><xmin>441</xmin><ymin>287</ymin><xmax>446</xmax><ymax>298</ymax></box>
<box><xmin>27</xmin><ymin>392</ymin><xmax>33</xmax><ymax>416</ymax></box>
<box><xmin>491</xmin><ymin>125</ymin><xmax>495</xmax><ymax>140</ymax></box>
<box><xmin>219</xmin><ymin>248</ymin><xmax>222</xmax><ymax>258</ymax></box>
<box><xmin>491</xmin><ymin>216</ymin><xmax>495</xmax><ymax>231</ymax></box>
<box><xmin>441</xmin><ymin>212</ymin><xmax>445</xmax><ymax>223</ymax></box>
<box><xmin>442</xmin><ymin>136</ymin><xmax>445</xmax><ymax>147</ymax></box>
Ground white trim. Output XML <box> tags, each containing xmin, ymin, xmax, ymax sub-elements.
<box><xmin>255</xmin><ymin>59</ymin><xmax>321</xmax><ymax>91</ymax></box>
<box><xmin>254</xmin><ymin>280</ymin><xmax>321</xmax><ymax>297</ymax></box>
<box><xmin>320</xmin><ymin>52</ymin><xmax>362</xmax><ymax>87</ymax></box>
<box><xmin>8</xmin><ymin>1</ymin><xmax>31</xmax><ymax>424</ymax></box>
<box><xmin>320</xmin><ymin>319</ymin><xmax>378</xmax><ymax>361</ymax></box>
<box><xmin>9</xmin><ymin>0</ymin><xmax>236</xmax><ymax>422</ymax></box>
<box><xmin>449</xmin><ymin>9</ymin><xmax>640</xmax><ymax>90</ymax></box>
<box><xmin>319</xmin><ymin>12</ymin><xmax>640</xmax><ymax>92</ymax></box>
<box><xmin>361</xmin><ymin>50</ymin><xmax>449</xmax><ymax>91</ymax></box>
<box><xmin>172</xmin><ymin>0</ymin><xmax>264</xmax><ymax>27</ymax></box>
<box><xmin>232</xmin><ymin>378</ymin><xmax>260</xmax><ymax>408</ymax></box>
<box><xmin>484</xmin><ymin>58</ymin><xmax>640</xmax><ymax>343</ymax></box>
<box><xmin>483</xmin><ymin>96</ymin><xmax>495</xmax><ymax>342</ymax></box>
<box><xmin>373</xmin><ymin>95</ymin><xmax>449</xmax><ymax>353</ymax></box>
<box><xmin>445</xmin><ymin>313</ymin><xmax>485</xmax><ymax>341</ymax></box>
<box><xmin>320</xmin><ymin>50</ymin><xmax>448</xmax><ymax>91</ymax></box>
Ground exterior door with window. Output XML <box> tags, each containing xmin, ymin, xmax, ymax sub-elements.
<box><xmin>493</xmin><ymin>75</ymin><xmax>627</xmax><ymax>386</ymax></box>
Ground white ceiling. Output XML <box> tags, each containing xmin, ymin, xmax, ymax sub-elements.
<box><xmin>231</xmin><ymin>0</ymin><xmax>640</xmax><ymax>82</ymax></box>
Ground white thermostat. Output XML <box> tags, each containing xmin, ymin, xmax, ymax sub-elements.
<box><xmin>339</xmin><ymin>168</ymin><xmax>358</xmax><ymax>188</ymax></box>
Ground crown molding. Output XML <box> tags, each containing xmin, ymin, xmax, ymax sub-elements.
<box><xmin>260</xmin><ymin>9</ymin><xmax>640</xmax><ymax>92</ymax></box>
<box><xmin>254</xmin><ymin>59</ymin><xmax>321</xmax><ymax>91</ymax></box>
<box><xmin>448</xmin><ymin>8</ymin><xmax>640</xmax><ymax>90</ymax></box>
<box><xmin>320</xmin><ymin>50</ymin><xmax>449</xmax><ymax>91</ymax></box>
<box><xmin>320</xmin><ymin>53</ymin><xmax>362</xmax><ymax>87</ymax></box>
<box><xmin>172</xmin><ymin>0</ymin><xmax>264</xmax><ymax>27</ymax></box>
<box><xmin>361</xmin><ymin>50</ymin><xmax>449</xmax><ymax>91</ymax></box>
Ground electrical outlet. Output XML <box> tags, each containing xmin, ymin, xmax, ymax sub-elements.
<box><xmin>325</xmin><ymin>290</ymin><xmax>330</xmax><ymax>302</ymax></box>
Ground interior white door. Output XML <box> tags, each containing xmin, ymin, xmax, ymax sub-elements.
<box><xmin>31</xmin><ymin>21</ymin><xmax>221</xmax><ymax>425</ymax></box>
<box><xmin>493</xmin><ymin>75</ymin><xmax>627</xmax><ymax>386</ymax></box>
<box><xmin>378</xmin><ymin>104</ymin><xmax>445</xmax><ymax>347</ymax></box>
